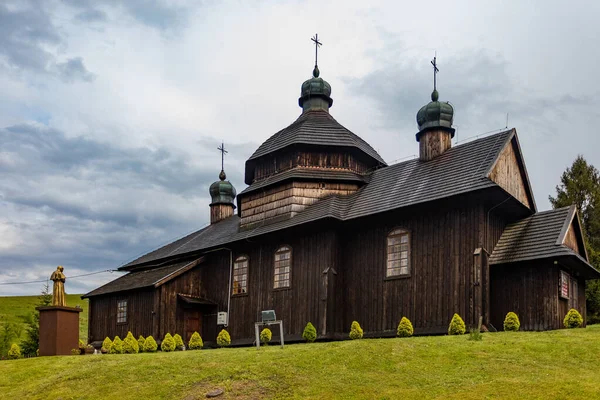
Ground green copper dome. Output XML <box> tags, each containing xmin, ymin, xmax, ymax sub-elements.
<box><xmin>416</xmin><ymin>90</ymin><xmax>455</xmax><ymax>137</ymax></box>
<box><xmin>209</xmin><ymin>170</ymin><xmax>236</xmax><ymax>206</ymax></box>
<box><xmin>298</xmin><ymin>66</ymin><xmax>333</xmax><ymax>108</ymax></box>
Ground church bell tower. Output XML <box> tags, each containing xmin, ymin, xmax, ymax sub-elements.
<box><xmin>209</xmin><ymin>143</ymin><xmax>236</xmax><ymax>224</ymax></box>
<box><xmin>416</xmin><ymin>56</ymin><xmax>455</xmax><ymax>161</ymax></box>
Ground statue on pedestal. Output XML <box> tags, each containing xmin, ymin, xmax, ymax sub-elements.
<box><xmin>50</xmin><ymin>266</ymin><xmax>66</xmax><ymax>307</ymax></box>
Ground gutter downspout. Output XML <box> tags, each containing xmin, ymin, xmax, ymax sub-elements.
<box><xmin>202</xmin><ymin>247</ymin><xmax>233</xmax><ymax>327</ymax></box>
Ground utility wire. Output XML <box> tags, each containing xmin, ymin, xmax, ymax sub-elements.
<box><xmin>0</xmin><ymin>269</ymin><xmax>119</xmax><ymax>286</ymax></box>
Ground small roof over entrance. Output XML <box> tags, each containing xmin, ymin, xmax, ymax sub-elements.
<box><xmin>177</xmin><ymin>294</ymin><xmax>216</xmax><ymax>306</ymax></box>
<box><xmin>490</xmin><ymin>205</ymin><xmax>600</xmax><ymax>279</ymax></box>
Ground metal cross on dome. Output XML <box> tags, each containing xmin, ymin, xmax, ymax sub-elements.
<box><xmin>431</xmin><ymin>54</ymin><xmax>439</xmax><ymax>91</ymax></box>
<box><xmin>311</xmin><ymin>34</ymin><xmax>322</xmax><ymax>67</ymax></box>
<box><xmin>217</xmin><ymin>142</ymin><xmax>228</xmax><ymax>171</ymax></box>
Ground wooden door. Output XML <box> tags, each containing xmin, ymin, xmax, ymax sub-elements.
<box><xmin>184</xmin><ymin>309</ymin><xmax>202</xmax><ymax>343</ymax></box>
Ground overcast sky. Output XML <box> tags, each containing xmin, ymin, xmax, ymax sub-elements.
<box><xmin>1</xmin><ymin>0</ymin><xmax>599</xmax><ymax>296</ymax></box>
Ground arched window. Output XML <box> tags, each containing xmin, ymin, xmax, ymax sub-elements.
<box><xmin>274</xmin><ymin>246</ymin><xmax>292</xmax><ymax>289</ymax></box>
<box><xmin>387</xmin><ymin>228</ymin><xmax>410</xmax><ymax>277</ymax></box>
<box><xmin>232</xmin><ymin>255</ymin><xmax>249</xmax><ymax>294</ymax></box>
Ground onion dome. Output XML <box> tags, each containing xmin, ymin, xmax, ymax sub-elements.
<box><xmin>298</xmin><ymin>65</ymin><xmax>333</xmax><ymax>109</ymax></box>
<box><xmin>209</xmin><ymin>170</ymin><xmax>236</xmax><ymax>206</ymax></box>
<box><xmin>416</xmin><ymin>90</ymin><xmax>455</xmax><ymax>138</ymax></box>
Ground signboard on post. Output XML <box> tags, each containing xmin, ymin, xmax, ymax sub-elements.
<box><xmin>560</xmin><ymin>271</ymin><xmax>570</xmax><ymax>299</ymax></box>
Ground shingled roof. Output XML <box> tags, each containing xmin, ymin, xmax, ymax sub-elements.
<box><xmin>83</xmin><ymin>259</ymin><xmax>202</xmax><ymax>298</ymax></box>
<box><xmin>247</xmin><ymin>109</ymin><xmax>385</xmax><ymax>165</ymax></box>
<box><xmin>123</xmin><ymin>129</ymin><xmax>525</xmax><ymax>269</ymax></box>
<box><xmin>239</xmin><ymin>168</ymin><xmax>368</xmax><ymax>196</ymax></box>
<box><xmin>490</xmin><ymin>206</ymin><xmax>600</xmax><ymax>278</ymax></box>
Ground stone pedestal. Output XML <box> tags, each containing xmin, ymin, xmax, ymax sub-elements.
<box><xmin>37</xmin><ymin>306</ymin><xmax>82</xmax><ymax>356</ymax></box>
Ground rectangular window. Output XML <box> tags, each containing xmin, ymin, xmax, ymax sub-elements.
<box><xmin>274</xmin><ymin>246</ymin><xmax>291</xmax><ymax>289</ymax></box>
<box><xmin>387</xmin><ymin>229</ymin><xmax>410</xmax><ymax>277</ymax></box>
<box><xmin>117</xmin><ymin>300</ymin><xmax>127</xmax><ymax>324</ymax></box>
<box><xmin>233</xmin><ymin>256</ymin><xmax>249</xmax><ymax>294</ymax></box>
<box><xmin>560</xmin><ymin>271</ymin><xmax>570</xmax><ymax>299</ymax></box>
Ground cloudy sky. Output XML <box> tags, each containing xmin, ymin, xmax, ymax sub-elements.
<box><xmin>1</xmin><ymin>0</ymin><xmax>599</xmax><ymax>296</ymax></box>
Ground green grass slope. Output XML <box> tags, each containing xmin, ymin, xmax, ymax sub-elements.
<box><xmin>0</xmin><ymin>294</ymin><xmax>88</xmax><ymax>343</ymax></box>
<box><xmin>2</xmin><ymin>326</ymin><xmax>600</xmax><ymax>399</ymax></box>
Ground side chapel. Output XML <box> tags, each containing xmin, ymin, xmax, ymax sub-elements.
<box><xmin>83</xmin><ymin>39</ymin><xmax>600</xmax><ymax>346</ymax></box>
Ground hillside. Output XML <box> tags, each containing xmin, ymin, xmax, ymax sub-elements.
<box><xmin>1</xmin><ymin>326</ymin><xmax>600</xmax><ymax>399</ymax></box>
<box><xmin>0</xmin><ymin>294</ymin><xmax>89</xmax><ymax>344</ymax></box>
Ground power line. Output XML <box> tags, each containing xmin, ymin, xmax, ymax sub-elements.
<box><xmin>0</xmin><ymin>269</ymin><xmax>119</xmax><ymax>286</ymax></box>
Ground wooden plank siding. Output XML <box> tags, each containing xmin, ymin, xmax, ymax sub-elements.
<box><xmin>488</xmin><ymin>139</ymin><xmax>532</xmax><ymax>209</ymax></box>
<box><xmin>490</xmin><ymin>262</ymin><xmax>587</xmax><ymax>331</ymax></box>
<box><xmin>88</xmin><ymin>289</ymin><xmax>154</xmax><ymax>343</ymax></box>
<box><xmin>337</xmin><ymin>199</ymin><xmax>493</xmax><ymax>336</ymax></box>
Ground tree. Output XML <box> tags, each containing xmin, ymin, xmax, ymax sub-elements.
<box><xmin>550</xmin><ymin>155</ymin><xmax>600</xmax><ymax>322</ymax></box>
<box><xmin>20</xmin><ymin>283</ymin><xmax>52</xmax><ymax>356</ymax></box>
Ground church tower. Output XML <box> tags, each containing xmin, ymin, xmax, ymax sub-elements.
<box><xmin>237</xmin><ymin>34</ymin><xmax>386</xmax><ymax>228</ymax></box>
<box><xmin>209</xmin><ymin>143</ymin><xmax>236</xmax><ymax>224</ymax></box>
<box><xmin>416</xmin><ymin>56</ymin><xmax>455</xmax><ymax>161</ymax></box>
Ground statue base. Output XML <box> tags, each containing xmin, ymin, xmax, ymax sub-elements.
<box><xmin>36</xmin><ymin>306</ymin><xmax>83</xmax><ymax>356</ymax></box>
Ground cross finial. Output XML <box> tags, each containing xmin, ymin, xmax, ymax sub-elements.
<box><xmin>217</xmin><ymin>142</ymin><xmax>228</xmax><ymax>179</ymax></box>
<box><xmin>311</xmin><ymin>33</ymin><xmax>322</xmax><ymax>78</ymax></box>
<box><xmin>431</xmin><ymin>54</ymin><xmax>439</xmax><ymax>92</ymax></box>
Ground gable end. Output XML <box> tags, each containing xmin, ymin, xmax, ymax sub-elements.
<box><xmin>487</xmin><ymin>131</ymin><xmax>535</xmax><ymax>211</ymax></box>
<box><xmin>557</xmin><ymin>206</ymin><xmax>589</xmax><ymax>261</ymax></box>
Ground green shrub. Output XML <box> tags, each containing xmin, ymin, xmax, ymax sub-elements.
<box><xmin>123</xmin><ymin>332</ymin><xmax>139</xmax><ymax>354</ymax></box>
<box><xmin>468</xmin><ymin>327</ymin><xmax>483</xmax><ymax>341</ymax></box>
<box><xmin>138</xmin><ymin>335</ymin><xmax>146</xmax><ymax>352</ymax></box>
<box><xmin>260</xmin><ymin>328</ymin><xmax>272</xmax><ymax>345</ymax></box>
<box><xmin>173</xmin><ymin>334</ymin><xmax>184</xmax><ymax>350</ymax></box>
<box><xmin>110</xmin><ymin>336</ymin><xmax>123</xmax><ymax>354</ymax></box>
<box><xmin>448</xmin><ymin>314</ymin><xmax>466</xmax><ymax>335</ymax></box>
<box><xmin>101</xmin><ymin>337</ymin><xmax>113</xmax><ymax>353</ymax></box>
<box><xmin>349</xmin><ymin>321</ymin><xmax>363</xmax><ymax>340</ymax></box>
<box><xmin>564</xmin><ymin>308</ymin><xmax>584</xmax><ymax>328</ymax></box>
<box><xmin>188</xmin><ymin>332</ymin><xmax>203</xmax><ymax>350</ymax></box>
<box><xmin>397</xmin><ymin>317</ymin><xmax>414</xmax><ymax>338</ymax></box>
<box><xmin>217</xmin><ymin>329</ymin><xmax>231</xmax><ymax>347</ymax></box>
<box><xmin>302</xmin><ymin>322</ymin><xmax>317</xmax><ymax>343</ymax></box>
<box><xmin>504</xmin><ymin>312</ymin><xmax>521</xmax><ymax>331</ymax></box>
<box><xmin>71</xmin><ymin>348</ymin><xmax>80</xmax><ymax>355</ymax></box>
<box><xmin>8</xmin><ymin>343</ymin><xmax>20</xmax><ymax>359</ymax></box>
<box><xmin>78</xmin><ymin>339</ymin><xmax>86</xmax><ymax>350</ymax></box>
<box><xmin>161</xmin><ymin>333</ymin><xmax>176</xmax><ymax>352</ymax></box>
<box><xmin>144</xmin><ymin>336</ymin><xmax>158</xmax><ymax>352</ymax></box>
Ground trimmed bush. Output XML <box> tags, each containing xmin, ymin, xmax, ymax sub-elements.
<box><xmin>564</xmin><ymin>308</ymin><xmax>584</xmax><ymax>328</ymax></box>
<box><xmin>260</xmin><ymin>328</ymin><xmax>272</xmax><ymax>345</ymax></box>
<box><xmin>144</xmin><ymin>336</ymin><xmax>158</xmax><ymax>352</ymax></box>
<box><xmin>217</xmin><ymin>329</ymin><xmax>231</xmax><ymax>347</ymax></box>
<box><xmin>78</xmin><ymin>339</ymin><xmax>86</xmax><ymax>350</ymax></box>
<box><xmin>349</xmin><ymin>321</ymin><xmax>363</xmax><ymax>340</ymax></box>
<box><xmin>161</xmin><ymin>333</ymin><xmax>176</xmax><ymax>352</ymax></box>
<box><xmin>504</xmin><ymin>312</ymin><xmax>521</xmax><ymax>332</ymax></box>
<box><xmin>188</xmin><ymin>332</ymin><xmax>203</xmax><ymax>350</ymax></box>
<box><xmin>71</xmin><ymin>348</ymin><xmax>80</xmax><ymax>355</ymax></box>
<box><xmin>101</xmin><ymin>337</ymin><xmax>113</xmax><ymax>353</ymax></box>
<box><xmin>8</xmin><ymin>343</ymin><xmax>20</xmax><ymax>359</ymax></box>
<box><xmin>173</xmin><ymin>333</ymin><xmax>184</xmax><ymax>350</ymax></box>
<box><xmin>110</xmin><ymin>336</ymin><xmax>123</xmax><ymax>354</ymax></box>
<box><xmin>397</xmin><ymin>317</ymin><xmax>414</xmax><ymax>338</ymax></box>
<box><xmin>448</xmin><ymin>314</ymin><xmax>466</xmax><ymax>335</ymax></box>
<box><xmin>138</xmin><ymin>335</ymin><xmax>146</xmax><ymax>352</ymax></box>
<box><xmin>302</xmin><ymin>322</ymin><xmax>317</xmax><ymax>343</ymax></box>
<box><xmin>123</xmin><ymin>331</ymin><xmax>139</xmax><ymax>354</ymax></box>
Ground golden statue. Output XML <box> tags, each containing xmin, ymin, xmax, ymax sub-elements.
<box><xmin>50</xmin><ymin>266</ymin><xmax>66</xmax><ymax>307</ymax></box>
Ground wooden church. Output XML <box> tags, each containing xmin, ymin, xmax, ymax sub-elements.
<box><xmin>83</xmin><ymin>45</ymin><xmax>600</xmax><ymax>346</ymax></box>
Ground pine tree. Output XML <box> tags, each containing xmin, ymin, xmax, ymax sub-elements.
<box><xmin>21</xmin><ymin>283</ymin><xmax>52</xmax><ymax>356</ymax></box>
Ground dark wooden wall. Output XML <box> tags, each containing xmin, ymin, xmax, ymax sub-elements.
<box><xmin>490</xmin><ymin>262</ymin><xmax>587</xmax><ymax>331</ymax></box>
<box><xmin>337</xmin><ymin>199</ymin><xmax>491</xmax><ymax>335</ymax></box>
<box><xmin>227</xmin><ymin>228</ymin><xmax>338</xmax><ymax>342</ymax></box>
<box><xmin>88</xmin><ymin>289</ymin><xmax>154</xmax><ymax>343</ymax></box>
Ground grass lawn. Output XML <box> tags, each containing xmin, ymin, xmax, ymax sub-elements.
<box><xmin>0</xmin><ymin>294</ymin><xmax>88</xmax><ymax>343</ymax></box>
<box><xmin>1</xmin><ymin>326</ymin><xmax>600</xmax><ymax>399</ymax></box>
